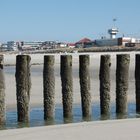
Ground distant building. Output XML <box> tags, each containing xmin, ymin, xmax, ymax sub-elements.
<box><xmin>67</xmin><ymin>43</ymin><xmax>75</xmax><ymax>48</ymax></box>
<box><xmin>0</xmin><ymin>43</ymin><xmax>8</xmax><ymax>51</ymax></box>
<box><xmin>18</xmin><ymin>41</ymin><xmax>43</xmax><ymax>50</ymax></box>
<box><xmin>7</xmin><ymin>41</ymin><xmax>18</xmax><ymax>51</ymax></box>
<box><xmin>94</xmin><ymin>26</ymin><xmax>140</xmax><ymax>47</ymax></box>
<box><xmin>41</xmin><ymin>41</ymin><xmax>58</xmax><ymax>49</ymax></box>
<box><xmin>94</xmin><ymin>37</ymin><xmax>140</xmax><ymax>47</ymax></box>
<box><xmin>119</xmin><ymin>37</ymin><xmax>140</xmax><ymax>47</ymax></box>
<box><xmin>95</xmin><ymin>38</ymin><xmax>119</xmax><ymax>46</ymax></box>
<box><xmin>75</xmin><ymin>38</ymin><xmax>94</xmax><ymax>48</ymax></box>
<box><xmin>1</xmin><ymin>43</ymin><xmax>8</xmax><ymax>49</ymax></box>
<box><xmin>56</xmin><ymin>42</ymin><xmax>67</xmax><ymax>48</ymax></box>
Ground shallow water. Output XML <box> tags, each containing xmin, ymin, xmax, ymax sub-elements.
<box><xmin>2</xmin><ymin>57</ymin><xmax>138</xmax><ymax>130</ymax></box>
<box><xmin>0</xmin><ymin>102</ymin><xmax>140</xmax><ymax>130</ymax></box>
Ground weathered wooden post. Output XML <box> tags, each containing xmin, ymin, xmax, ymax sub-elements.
<box><xmin>79</xmin><ymin>55</ymin><xmax>91</xmax><ymax>119</ymax></box>
<box><xmin>99</xmin><ymin>55</ymin><xmax>111</xmax><ymax>116</ymax></box>
<box><xmin>60</xmin><ymin>55</ymin><xmax>73</xmax><ymax>119</ymax></box>
<box><xmin>135</xmin><ymin>54</ymin><xmax>140</xmax><ymax>113</ymax></box>
<box><xmin>43</xmin><ymin>55</ymin><xmax>55</xmax><ymax>121</ymax></box>
<box><xmin>0</xmin><ymin>55</ymin><xmax>5</xmax><ymax>124</ymax></box>
<box><xmin>15</xmin><ymin>55</ymin><xmax>31</xmax><ymax>122</ymax></box>
<box><xmin>116</xmin><ymin>54</ymin><xmax>130</xmax><ymax>114</ymax></box>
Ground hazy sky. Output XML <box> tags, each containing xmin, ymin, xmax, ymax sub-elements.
<box><xmin>0</xmin><ymin>0</ymin><xmax>140</xmax><ymax>42</ymax></box>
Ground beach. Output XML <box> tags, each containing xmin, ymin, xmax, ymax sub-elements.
<box><xmin>1</xmin><ymin>51</ymin><xmax>140</xmax><ymax>140</ymax></box>
<box><xmin>4</xmin><ymin>52</ymin><xmax>136</xmax><ymax>109</ymax></box>
<box><xmin>0</xmin><ymin>119</ymin><xmax>140</xmax><ymax>140</ymax></box>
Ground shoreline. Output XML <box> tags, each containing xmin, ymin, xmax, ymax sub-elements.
<box><xmin>1</xmin><ymin>118</ymin><xmax>140</xmax><ymax>140</ymax></box>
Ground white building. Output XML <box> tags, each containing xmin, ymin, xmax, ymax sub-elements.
<box><xmin>18</xmin><ymin>41</ymin><xmax>43</xmax><ymax>50</ymax></box>
<box><xmin>95</xmin><ymin>27</ymin><xmax>140</xmax><ymax>47</ymax></box>
<box><xmin>7</xmin><ymin>41</ymin><xmax>18</xmax><ymax>51</ymax></box>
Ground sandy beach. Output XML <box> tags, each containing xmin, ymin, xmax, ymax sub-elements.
<box><xmin>0</xmin><ymin>118</ymin><xmax>140</xmax><ymax>140</ymax></box>
<box><xmin>1</xmin><ymin>51</ymin><xmax>140</xmax><ymax>140</ymax></box>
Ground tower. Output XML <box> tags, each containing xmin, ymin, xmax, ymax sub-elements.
<box><xmin>108</xmin><ymin>28</ymin><xmax>119</xmax><ymax>39</ymax></box>
<box><xmin>108</xmin><ymin>18</ymin><xmax>119</xmax><ymax>39</ymax></box>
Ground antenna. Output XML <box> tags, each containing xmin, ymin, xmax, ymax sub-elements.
<box><xmin>113</xmin><ymin>18</ymin><xmax>117</xmax><ymax>28</ymax></box>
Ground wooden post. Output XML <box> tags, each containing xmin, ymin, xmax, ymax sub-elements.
<box><xmin>0</xmin><ymin>55</ymin><xmax>5</xmax><ymax>124</ymax></box>
<box><xmin>116</xmin><ymin>54</ymin><xmax>130</xmax><ymax>114</ymax></box>
<box><xmin>43</xmin><ymin>55</ymin><xmax>55</xmax><ymax>120</ymax></box>
<box><xmin>99</xmin><ymin>55</ymin><xmax>111</xmax><ymax>116</ymax></box>
<box><xmin>79</xmin><ymin>55</ymin><xmax>91</xmax><ymax>119</ymax></box>
<box><xmin>15</xmin><ymin>55</ymin><xmax>31</xmax><ymax>122</ymax></box>
<box><xmin>135</xmin><ymin>54</ymin><xmax>140</xmax><ymax>113</ymax></box>
<box><xmin>60</xmin><ymin>55</ymin><xmax>73</xmax><ymax>119</ymax></box>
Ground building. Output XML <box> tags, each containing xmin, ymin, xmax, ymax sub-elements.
<box><xmin>57</xmin><ymin>42</ymin><xmax>67</xmax><ymax>48</ymax></box>
<box><xmin>18</xmin><ymin>41</ymin><xmax>43</xmax><ymax>50</ymax></box>
<box><xmin>94</xmin><ymin>26</ymin><xmax>140</xmax><ymax>47</ymax></box>
<box><xmin>75</xmin><ymin>38</ymin><xmax>94</xmax><ymax>48</ymax></box>
<box><xmin>7</xmin><ymin>41</ymin><xmax>18</xmax><ymax>51</ymax></box>
<box><xmin>95</xmin><ymin>38</ymin><xmax>119</xmax><ymax>46</ymax></box>
<box><xmin>67</xmin><ymin>43</ymin><xmax>75</xmax><ymax>48</ymax></box>
<box><xmin>41</xmin><ymin>41</ymin><xmax>58</xmax><ymax>49</ymax></box>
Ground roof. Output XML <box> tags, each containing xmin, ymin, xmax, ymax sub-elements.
<box><xmin>67</xmin><ymin>43</ymin><xmax>75</xmax><ymax>46</ymax></box>
<box><xmin>76</xmin><ymin>38</ymin><xmax>91</xmax><ymax>43</ymax></box>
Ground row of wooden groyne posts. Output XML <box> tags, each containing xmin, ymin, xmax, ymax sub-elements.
<box><xmin>0</xmin><ymin>54</ymin><xmax>140</xmax><ymax>124</ymax></box>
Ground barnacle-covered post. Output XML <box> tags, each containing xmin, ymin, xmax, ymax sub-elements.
<box><xmin>16</xmin><ymin>55</ymin><xmax>31</xmax><ymax>122</ymax></box>
<box><xmin>0</xmin><ymin>55</ymin><xmax>5</xmax><ymax>124</ymax></box>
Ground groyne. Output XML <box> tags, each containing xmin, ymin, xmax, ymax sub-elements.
<box><xmin>0</xmin><ymin>53</ymin><xmax>140</xmax><ymax>124</ymax></box>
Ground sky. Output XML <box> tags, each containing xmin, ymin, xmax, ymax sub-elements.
<box><xmin>0</xmin><ymin>0</ymin><xmax>140</xmax><ymax>42</ymax></box>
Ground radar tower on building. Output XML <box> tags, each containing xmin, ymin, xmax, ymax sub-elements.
<box><xmin>108</xmin><ymin>18</ymin><xmax>119</xmax><ymax>39</ymax></box>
